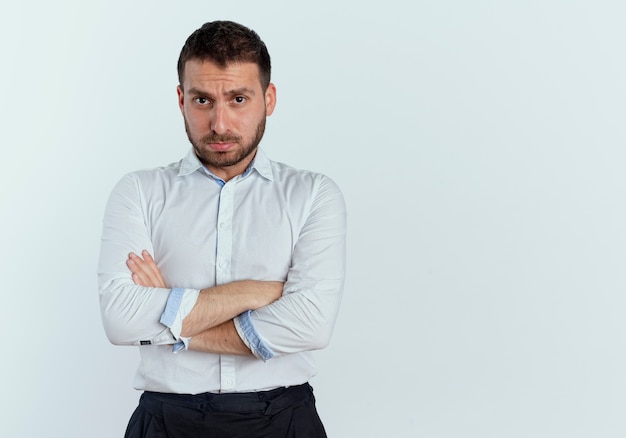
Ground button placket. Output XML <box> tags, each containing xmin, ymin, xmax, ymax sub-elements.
<box><xmin>215</xmin><ymin>184</ymin><xmax>233</xmax><ymax>285</ymax></box>
<box><xmin>215</xmin><ymin>182</ymin><xmax>236</xmax><ymax>390</ymax></box>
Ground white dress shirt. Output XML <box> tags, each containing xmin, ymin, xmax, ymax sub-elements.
<box><xmin>98</xmin><ymin>148</ymin><xmax>346</xmax><ymax>394</ymax></box>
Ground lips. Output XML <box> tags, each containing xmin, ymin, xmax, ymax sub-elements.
<box><xmin>208</xmin><ymin>142</ymin><xmax>236</xmax><ymax>152</ymax></box>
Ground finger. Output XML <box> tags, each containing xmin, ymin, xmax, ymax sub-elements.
<box><xmin>142</xmin><ymin>250</ymin><xmax>155</xmax><ymax>263</ymax></box>
<box><xmin>127</xmin><ymin>259</ymin><xmax>149</xmax><ymax>286</ymax></box>
<box><xmin>127</xmin><ymin>253</ymin><xmax>148</xmax><ymax>276</ymax></box>
<box><xmin>126</xmin><ymin>256</ymin><xmax>140</xmax><ymax>275</ymax></box>
<box><xmin>131</xmin><ymin>272</ymin><xmax>148</xmax><ymax>287</ymax></box>
<box><xmin>141</xmin><ymin>250</ymin><xmax>167</xmax><ymax>288</ymax></box>
<box><xmin>127</xmin><ymin>253</ymin><xmax>161</xmax><ymax>286</ymax></box>
<box><xmin>141</xmin><ymin>251</ymin><xmax>166</xmax><ymax>285</ymax></box>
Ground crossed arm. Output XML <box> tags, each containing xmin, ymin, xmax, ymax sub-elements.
<box><xmin>100</xmin><ymin>172</ymin><xmax>346</xmax><ymax>358</ymax></box>
<box><xmin>127</xmin><ymin>250</ymin><xmax>283</xmax><ymax>356</ymax></box>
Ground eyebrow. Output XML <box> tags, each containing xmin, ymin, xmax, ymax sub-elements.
<box><xmin>187</xmin><ymin>87</ymin><xmax>257</xmax><ymax>97</ymax></box>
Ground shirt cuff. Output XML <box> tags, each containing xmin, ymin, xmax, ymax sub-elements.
<box><xmin>233</xmin><ymin>310</ymin><xmax>275</xmax><ymax>361</ymax></box>
<box><xmin>172</xmin><ymin>337</ymin><xmax>191</xmax><ymax>353</ymax></box>
<box><xmin>159</xmin><ymin>287</ymin><xmax>200</xmax><ymax>352</ymax></box>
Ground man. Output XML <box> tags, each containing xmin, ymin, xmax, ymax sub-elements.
<box><xmin>98</xmin><ymin>20</ymin><xmax>346</xmax><ymax>437</ymax></box>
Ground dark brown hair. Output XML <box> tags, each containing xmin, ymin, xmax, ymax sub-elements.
<box><xmin>177</xmin><ymin>20</ymin><xmax>271</xmax><ymax>90</ymax></box>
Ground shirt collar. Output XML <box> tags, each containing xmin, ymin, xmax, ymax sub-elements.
<box><xmin>178</xmin><ymin>148</ymin><xmax>204</xmax><ymax>176</ymax></box>
<box><xmin>178</xmin><ymin>147</ymin><xmax>274</xmax><ymax>182</ymax></box>
<box><xmin>249</xmin><ymin>149</ymin><xmax>273</xmax><ymax>181</ymax></box>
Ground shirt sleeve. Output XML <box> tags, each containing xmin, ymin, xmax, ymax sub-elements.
<box><xmin>160</xmin><ymin>287</ymin><xmax>200</xmax><ymax>351</ymax></box>
<box><xmin>233</xmin><ymin>175</ymin><xmax>347</xmax><ymax>358</ymax></box>
<box><xmin>97</xmin><ymin>173</ymin><xmax>200</xmax><ymax>346</ymax></box>
<box><xmin>233</xmin><ymin>310</ymin><xmax>275</xmax><ymax>360</ymax></box>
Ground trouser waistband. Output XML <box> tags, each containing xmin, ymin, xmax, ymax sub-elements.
<box><xmin>142</xmin><ymin>383</ymin><xmax>313</xmax><ymax>415</ymax></box>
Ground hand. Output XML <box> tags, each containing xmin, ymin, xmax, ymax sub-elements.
<box><xmin>126</xmin><ymin>250</ymin><xmax>167</xmax><ymax>288</ymax></box>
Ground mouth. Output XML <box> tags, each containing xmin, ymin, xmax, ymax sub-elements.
<box><xmin>207</xmin><ymin>142</ymin><xmax>237</xmax><ymax>152</ymax></box>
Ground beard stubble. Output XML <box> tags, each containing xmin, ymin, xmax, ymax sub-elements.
<box><xmin>185</xmin><ymin>117</ymin><xmax>266</xmax><ymax>170</ymax></box>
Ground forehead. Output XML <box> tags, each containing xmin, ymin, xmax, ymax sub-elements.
<box><xmin>182</xmin><ymin>59</ymin><xmax>262</xmax><ymax>91</ymax></box>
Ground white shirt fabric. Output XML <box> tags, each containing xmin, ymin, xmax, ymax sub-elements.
<box><xmin>97</xmin><ymin>148</ymin><xmax>347</xmax><ymax>394</ymax></box>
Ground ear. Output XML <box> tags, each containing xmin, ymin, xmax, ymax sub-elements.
<box><xmin>264</xmin><ymin>83</ymin><xmax>277</xmax><ymax>116</ymax></box>
<box><xmin>176</xmin><ymin>85</ymin><xmax>185</xmax><ymax>114</ymax></box>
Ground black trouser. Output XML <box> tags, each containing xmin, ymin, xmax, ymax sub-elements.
<box><xmin>124</xmin><ymin>383</ymin><xmax>327</xmax><ymax>438</ymax></box>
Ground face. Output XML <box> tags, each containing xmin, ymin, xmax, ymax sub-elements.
<box><xmin>177</xmin><ymin>59</ymin><xmax>276</xmax><ymax>181</ymax></box>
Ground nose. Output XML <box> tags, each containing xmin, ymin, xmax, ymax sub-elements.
<box><xmin>210</xmin><ymin>104</ymin><xmax>230</xmax><ymax>135</ymax></box>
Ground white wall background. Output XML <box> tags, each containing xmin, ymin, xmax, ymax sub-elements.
<box><xmin>1</xmin><ymin>1</ymin><xmax>625</xmax><ymax>437</ymax></box>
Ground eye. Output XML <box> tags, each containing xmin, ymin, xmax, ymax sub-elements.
<box><xmin>194</xmin><ymin>97</ymin><xmax>211</xmax><ymax>105</ymax></box>
<box><xmin>233</xmin><ymin>96</ymin><xmax>247</xmax><ymax>104</ymax></box>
